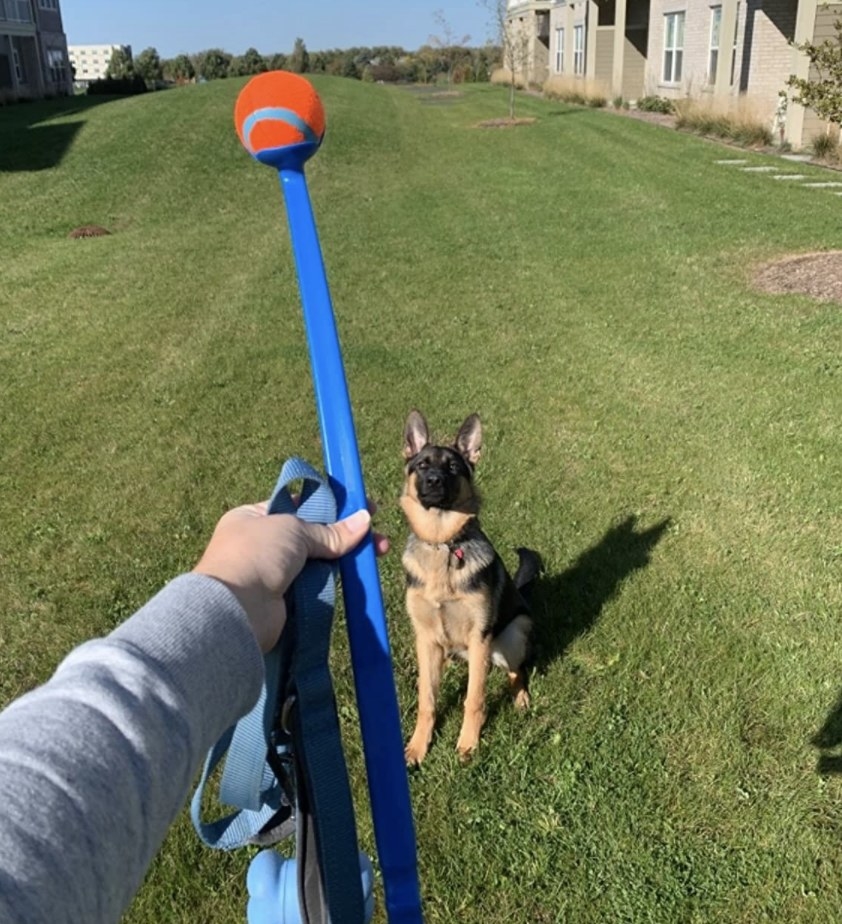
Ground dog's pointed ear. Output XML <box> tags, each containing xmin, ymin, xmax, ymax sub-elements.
<box><xmin>455</xmin><ymin>414</ymin><xmax>482</xmax><ymax>466</ymax></box>
<box><xmin>404</xmin><ymin>410</ymin><xmax>430</xmax><ymax>460</ymax></box>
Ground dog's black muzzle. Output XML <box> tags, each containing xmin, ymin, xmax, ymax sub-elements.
<box><xmin>416</xmin><ymin>470</ymin><xmax>455</xmax><ymax>508</ymax></box>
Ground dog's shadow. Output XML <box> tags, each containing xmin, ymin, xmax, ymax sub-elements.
<box><xmin>435</xmin><ymin>514</ymin><xmax>671</xmax><ymax>720</ymax></box>
<box><xmin>530</xmin><ymin>514</ymin><xmax>672</xmax><ymax>672</ymax></box>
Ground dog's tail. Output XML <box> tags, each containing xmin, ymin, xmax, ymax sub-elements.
<box><xmin>513</xmin><ymin>547</ymin><xmax>542</xmax><ymax>604</ymax></box>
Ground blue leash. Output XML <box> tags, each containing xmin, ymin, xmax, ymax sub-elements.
<box><xmin>192</xmin><ymin>459</ymin><xmax>366</xmax><ymax>923</ymax></box>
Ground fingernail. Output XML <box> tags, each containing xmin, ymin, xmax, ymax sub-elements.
<box><xmin>344</xmin><ymin>508</ymin><xmax>371</xmax><ymax>534</ymax></box>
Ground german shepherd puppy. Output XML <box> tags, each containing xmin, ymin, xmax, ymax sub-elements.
<box><xmin>400</xmin><ymin>410</ymin><xmax>541</xmax><ymax>765</ymax></box>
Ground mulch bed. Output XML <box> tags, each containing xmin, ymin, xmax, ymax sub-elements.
<box><xmin>753</xmin><ymin>251</ymin><xmax>842</xmax><ymax>303</ymax></box>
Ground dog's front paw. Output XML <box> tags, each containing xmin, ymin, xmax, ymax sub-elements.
<box><xmin>405</xmin><ymin>737</ymin><xmax>429</xmax><ymax>767</ymax></box>
<box><xmin>455</xmin><ymin>735</ymin><xmax>479</xmax><ymax>763</ymax></box>
<box><xmin>513</xmin><ymin>688</ymin><xmax>530</xmax><ymax>711</ymax></box>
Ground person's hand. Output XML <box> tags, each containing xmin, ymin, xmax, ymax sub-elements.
<box><xmin>193</xmin><ymin>503</ymin><xmax>389</xmax><ymax>651</ymax></box>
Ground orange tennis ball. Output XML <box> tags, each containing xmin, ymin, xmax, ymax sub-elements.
<box><xmin>234</xmin><ymin>70</ymin><xmax>325</xmax><ymax>169</ymax></box>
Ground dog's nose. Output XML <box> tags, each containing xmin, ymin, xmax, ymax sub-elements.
<box><xmin>425</xmin><ymin>472</ymin><xmax>442</xmax><ymax>487</ymax></box>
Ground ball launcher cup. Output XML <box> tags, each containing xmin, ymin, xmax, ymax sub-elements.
<box><xmin>234</xmin><ymin>72</ymin><xmax>423</xmax><ymax>924</ymax></box>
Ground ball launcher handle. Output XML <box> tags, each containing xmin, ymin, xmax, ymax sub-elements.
<box><xmin>234</xmin><ymin>72</ymin><xmax>423</xmax><ymax>924</ymax></box>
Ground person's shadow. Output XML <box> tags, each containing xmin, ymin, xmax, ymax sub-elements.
<box><xmin>530</xmin><ymin>515</ymin><xmax>672</xmax><ymax>671</ymax></box>
<box><xmin>811</xmin><ymin>692</ymin><xmax>842</xmax><ymax>774</ymax></box>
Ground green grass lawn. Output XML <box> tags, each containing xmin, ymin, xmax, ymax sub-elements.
<box><xmin>2</xmin><ymin>79</ymin><xmax>842</xmax><ymax>923</ymax></box>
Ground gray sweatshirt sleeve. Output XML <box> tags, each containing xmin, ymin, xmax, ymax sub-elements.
<box><xmin>0</xmin><ymin>572</ymin><xmax>265</xmax><ymax>924</ymax></box>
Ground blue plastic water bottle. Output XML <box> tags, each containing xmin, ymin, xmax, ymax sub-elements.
<box><xmin>246</xmin><ymin>849</ymin><xmax>375</xmax><ymax>924</ymax></box>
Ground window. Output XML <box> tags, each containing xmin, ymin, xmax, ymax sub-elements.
<box><xmin>47</xmin><ymin>48</ymin><xmax>66</xmax><ymax>84</ymax></box>
<box><xmin>729</xmin><ymin>5</ymin><xmax>739</xmax><ymax>84</ymax></box>
<box><xmin>708</xmin><ymin>4</ymin><xmax>739</xmax><ymax>86</ymax></box>
<box><xmin>39</xmin><ymin>0</ymin><xmax>59</xmax><ymax>9</ymax></box>
<box><xmin>663</xmin><ymin>11</ymin><xmax>685</xmax><ymax>83</ymax></box>
<box><xmin>708</xmin><ymin>7</ymin><xmax>720</xmax><ymax>84</ymax></box>
<box><xmin>3</xmin><ymin>0</ymin><xmax>33</xmax><ymax>23</ymax></box>
<box><xmin>573</xmin><ymin>24</ymin><xmax>584</xmax><ymax>75</ymax></box>
<box><xmin>555</xmin><ymin>27</ymin><xmax>564</xmax><ymax>73</ymax></box>
<box><xmin>11</xmin><ymin>40</ymin><xmax>25</xmax><ymax>83</ymax></box>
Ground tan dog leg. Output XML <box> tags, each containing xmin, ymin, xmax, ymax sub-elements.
<box><xmin>405</xmin><ymin>635</ymin><xmax>444</xmax><ymax>766</ymax></box>
<box><xmin>456</xmin><ymin>638</ymin><xmax>491</xmax><ymax>760</ymax></box>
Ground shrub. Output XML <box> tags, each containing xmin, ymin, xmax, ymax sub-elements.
<box><xmin>87</xmin><ymin>75</ymin><xmax>148</xmax><ymax>96</ymax></box>
<box><xmin>787</xmin><ymin>19</ymin><xmax>842</xmax><ymax>127</ymax></box>
<box><xmin>491</xmin><ymin>67</ymin><xmax>525</xmax><ymax>89</ymax></box>
<box><xmin>636</xmin><ymin>95</ymin><xmax>674</xmax><ymax>114</ymax></box>
<box><xmin>811</xmin><ymin>129</ymin><xmax>840</xmax><ymax>161</ymax></box>
<box><xmin>368</xmin><ymin>63</ymin><xmax>403</xmax><ymax>83</ymax></box>
<box><xmin>672</xmin><ymin>96</ymin><xmax>772</xmax><ymax>147</ymax></box>
<box><xmin>731</xmin><ymin>121</ymin><xmax>774</xmax><ymax>146</ymax></box>
<box><xmin>543</xmin><ymin>75</ymin><xmax>608</xmax><ymax>108</ymax></box>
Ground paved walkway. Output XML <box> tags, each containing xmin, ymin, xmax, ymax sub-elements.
<box><xmin>715</xmin><ymin>157</ymin><xmax>842</xmax><ymax>195</ymax></box>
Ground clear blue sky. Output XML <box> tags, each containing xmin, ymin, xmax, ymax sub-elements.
<box><xmin>61</xmin><ymin>1</ymin><xmax>496</xmax><ymax>58</ymax></box>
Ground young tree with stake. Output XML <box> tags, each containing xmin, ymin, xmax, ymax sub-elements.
<box><xmin>429</xmin><ymin>9</ymin><xmax>471</xmax><ymax>86</ymax></box>
<box><xmin>482</xmin><ymin>0</ymin><xmax>531</xmax><ymax>120</ymax></box>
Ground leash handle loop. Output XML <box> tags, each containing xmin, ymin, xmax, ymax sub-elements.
<box><xmin>191</xmin><ymin>458</ymin><xmax>336</xmax><ymax>850</ymax></box>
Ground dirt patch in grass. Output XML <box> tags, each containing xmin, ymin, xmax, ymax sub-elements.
<box><xmin>476</xmin><ymin>117</ymin><xmax>537</xmax><ymax>128</ymax></box>
<box><xmin>753</xmin><ymin>250</ymin><xmax>842</xmax><ymax>303</ymax></box>
<box><xmin>68</xmin><ymin>225</ymin><xmax>111</xmax><ymax>239</ymax></box>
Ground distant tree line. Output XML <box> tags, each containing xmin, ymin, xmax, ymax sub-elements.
<box><xmin>92</xmin><ymin>37</ymin><xmax>501</xmax><ymax>93</ymax></box>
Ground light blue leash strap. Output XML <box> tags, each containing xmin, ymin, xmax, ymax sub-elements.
<box><xmin>190</xmin><ymin>458</ymin><xmax>365</xmax><ymax>923</ymax></box>
<box><xmin>286</xmin><ymin>518</ymin><xmax>364</xmax><ymax>924</ymax></box>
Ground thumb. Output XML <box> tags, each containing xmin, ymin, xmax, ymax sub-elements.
<box><xmin>301</xmin><ymin>508</ymin><xmax>372</xmax><ymax>559</ymax></box>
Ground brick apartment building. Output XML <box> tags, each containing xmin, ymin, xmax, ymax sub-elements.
<box><xmin>0</xmin><ymin>0</ymin><xmax>72</xmax><ymax>99</ymax></box>
<box><xmin>507</xmin><ymin>0</ymin><xmax>842</xmax><ymax>149</ymax></box>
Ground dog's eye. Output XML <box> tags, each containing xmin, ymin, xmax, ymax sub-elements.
<box><xmin>449</xmin><ymin>462</ymin><xmax>461</xmax><ymax>473</ymax></box>
<box><xmin>417</xmin><ymin>460</ymin><xmax>429</xmax><ymax>471</ymax></box>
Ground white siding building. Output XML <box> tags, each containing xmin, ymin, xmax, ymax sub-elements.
<box><xmin>68</xmin><ymin>43</ymin><xmax>131</xmax><ymax>87</ymax></box>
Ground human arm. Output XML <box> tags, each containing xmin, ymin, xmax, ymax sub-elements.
<box><xmin>0</xmin><ymin>504</ymin><xmax>382</xmax><ymax>924</ymax></box>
